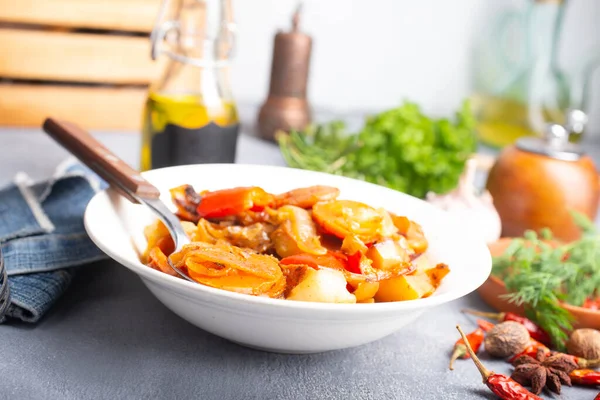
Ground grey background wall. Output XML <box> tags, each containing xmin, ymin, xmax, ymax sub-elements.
<box><xmin>228</xmin><ymin>0</ymin><xmax>600</xmax><ymax>136</ymax></box>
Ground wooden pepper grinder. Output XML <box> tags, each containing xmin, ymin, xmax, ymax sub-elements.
<box><xmin>486</xmin><ymin>110</ymin><xmax>600</xmax><ymax>242</ymax></box>
<box><xmin>257</xmin><ymin>4</ymin><xmax>312</xmax><ymax>142</ymax></box>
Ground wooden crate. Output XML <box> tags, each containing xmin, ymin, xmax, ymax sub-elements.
<box><xmin>0</xmin><ymin>0</ymin><xmax>166</xmax><ymax>131</ymax></box>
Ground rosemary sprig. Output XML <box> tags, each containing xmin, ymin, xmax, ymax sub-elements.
<box><xmin>491</xmin><ymin>211</ymin><xmax>600</xmax><ymax>350</ymax></box>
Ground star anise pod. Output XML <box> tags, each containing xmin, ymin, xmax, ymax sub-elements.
<box><xmin>511</xmin><ymin>348</ymin><xmax>578</xmax><ymax>395</ymax></box>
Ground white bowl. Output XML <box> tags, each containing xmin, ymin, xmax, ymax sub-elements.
<box><xmin>84</xmin><ymin>164</ymin><xmax>491</xmax><ymax>354</ymax></box>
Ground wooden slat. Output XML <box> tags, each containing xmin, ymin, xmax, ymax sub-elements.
<box><xmin>0</xmin><ymin>84</ymin><xmax>148</xmax><ymax>131</ymax></box>
<box><xmin>0</xmin><ymin>28</ymin><xmax>164</xmax><ymax>84</ymax></box>
<box><xmin>0</xmin><ymin>0</ymin><xmax>162</xmax><ymax>33</ymax></box>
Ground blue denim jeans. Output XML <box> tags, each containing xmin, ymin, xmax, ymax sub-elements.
<box><xmin>0</xmin><ymin>158</ymin><xmax>108</xmax><ymax>323</ymax></box>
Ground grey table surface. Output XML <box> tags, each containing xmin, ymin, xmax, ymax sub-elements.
<box><xmin>1</xmin><ymin>116</ymin><xmax>599</xmax><ymax>400</ymax></box>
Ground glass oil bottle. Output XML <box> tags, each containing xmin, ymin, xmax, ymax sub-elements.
<box><xmin>141</xmin><ymin>0</ymin><xmax>239</xmax><ymax>171</ymax></box>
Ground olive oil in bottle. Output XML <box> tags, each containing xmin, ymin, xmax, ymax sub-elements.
<box><xmin>471</xmin><ymin>93</ymin><xmax>566</xmax><ymax>148</ymax></box>
<box><xmin>141</xmin><ymin>92</ymin><xmax>239</xmax><ymax>171</ymax></box>
<box><xmin>469</xmin><ymin>0</ymin><xmax>583</xmax><ymax>149</ymax></box>
<box><xmin>141</xmin><ymin>0</ymin><xmax>239</xmax><ymax>171</ymax></box>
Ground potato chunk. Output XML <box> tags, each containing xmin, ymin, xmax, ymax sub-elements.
<box><xmin>426</xmin><ymin>263</ymin><xmax>450</xmax><ymax>287</ymax></box>
<box><xmin>374</xmin><ymin>274</ymin><xmax>434</xmax><ymax>302</ymax></box>
<box><xmin>366</xmin><ymin>238</ymin><xmax>411</xmax><ymax>271</ymax></box>
<box><xmin>286</xmin><ymin>268</ymin><xmax>356</xmax><ymax>303</ymax></box>
<box><xmin>374</xmin><ymin>263</ymin><xmax>450</xmax><ymax>302</ymax></box>
<box><xmin>391</xmin><ymin>215</ymin><xmax>428</xmax><ymax>254</ymax></box>
<box><xmin>351</xmin><ymin>281</ymin><xmax>380</xmax><ymax>302</ymax></box>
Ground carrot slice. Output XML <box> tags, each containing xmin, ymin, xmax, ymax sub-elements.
<box><xmin>275</xmin><ymin>185</ymin><xmax>340</xmax><ymax>209</ymax></box>
<box><xmin>312</xmin><ymin>200</ymin><xmax>397</xmax><ymax>243</ymax></box>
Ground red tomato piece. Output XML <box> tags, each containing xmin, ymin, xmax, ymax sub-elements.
<box><xmin>196</xmin><ymin>187</ymin><xmax>275</xmax><ymax>219</ymax></box>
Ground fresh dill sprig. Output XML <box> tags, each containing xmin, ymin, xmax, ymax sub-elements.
<box><xmin>491</xmin><ymin>210</ymin><xmax>600</xmax><ymax>349</ymax></box>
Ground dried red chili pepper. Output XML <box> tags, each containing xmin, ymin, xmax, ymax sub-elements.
<box><xmin>569</xmin><ymin>369</ymin><xmax>600</xmax><ymax>386</ymax></box>
<box><xmin>477</xmin><ymin>319</ymin><xmax>495</xmax><ymax>332</ymax></box>
<box><xmin>595</xmin><ymin>391</ymin><xmax>600</xmax><ymax>400</ymax></box>
<box><xmin>456</xmin><ymin>325</ymin><xmax>543</xmax><ymax>400</ymax></box>
<box><xmin>509</xmin><ymin>339</ymin><xmax>550</xmax><ymax>363</ymax></box>
<box><xmin>462</xmin><ymin>309</ymin><xmax>552</xmax><ymax>346</ymax></box>
<box><xmin>449</xmin><ymin>327</ymin><xmax>485</xmax><ymax>370</ymax></box>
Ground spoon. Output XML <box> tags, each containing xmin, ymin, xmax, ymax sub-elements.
<box><xmin>42</xmin><ymin>118</ymin><xmax>193</xmax><ymax>282</ymax></box>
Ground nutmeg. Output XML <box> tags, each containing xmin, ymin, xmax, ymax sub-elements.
<box><xmin>566</xmin><ymin>328</ymin><xmax>600</xmax><ymax>360</ymax></box>
<box><xmin>484</xmin><ymin>321</ymin><xmax>530</xmax><ymax>358</ymax></box>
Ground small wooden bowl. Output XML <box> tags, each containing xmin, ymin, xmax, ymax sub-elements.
<box><xmin>478</xmin><ymin>238</ymin><xmax>600</xmax><ymax>330</ymax></box>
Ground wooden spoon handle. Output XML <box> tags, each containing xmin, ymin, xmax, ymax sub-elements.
<box><xmin>42</xmin><ymin>117</ymin><xmax>160</xmax><ymax>203</ymax></box>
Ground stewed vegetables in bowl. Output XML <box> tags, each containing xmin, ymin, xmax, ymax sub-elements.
<box><xmin>142</xmin><ymin>184</ymin><xmax>450</xmax><ymax>304</ymax></box>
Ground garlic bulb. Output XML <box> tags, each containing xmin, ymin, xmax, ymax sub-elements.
<box><xmin>426</xmin><ymin>157</ymin><xmax>502</xmax><ymax>243</ymax></box>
